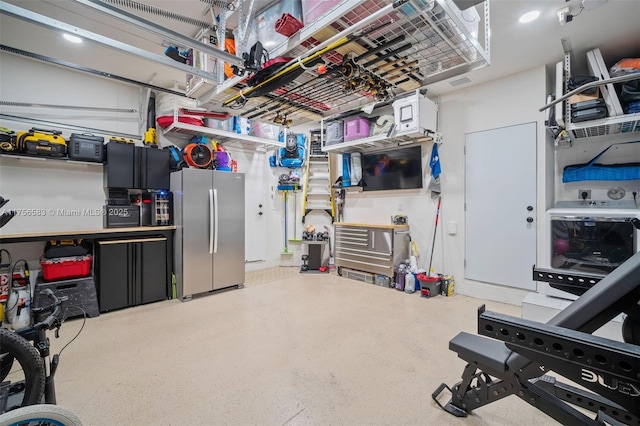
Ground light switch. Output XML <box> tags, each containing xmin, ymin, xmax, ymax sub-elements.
<box><xmin>447</xmin><ymin>221</ymin><xmax>457</xmax><ymax>235</ymax></box>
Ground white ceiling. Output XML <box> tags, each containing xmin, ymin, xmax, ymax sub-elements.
<box><xmin>1</xmin><ymin>0</ymin><xmax>639</xmax><ymax>104</ymax></box>
<box><xmin>427</xmin><ymin>0</ymin><xmax>640</xmax><ymax>95</ymax></box>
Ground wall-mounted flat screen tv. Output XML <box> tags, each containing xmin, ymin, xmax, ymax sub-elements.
<box><xmin>361</xmin><ymin>145</ymin><xmax>423</xmax><ymax>192</ymax></box>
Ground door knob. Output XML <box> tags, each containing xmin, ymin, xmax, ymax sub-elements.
<box><xmin>258</xmin><ymin>211</ymin><xmax>263</xmax><ymax>216</ymax></box>
<box><xmin>527</xmin><ymin>206</ymin><xmax>533</xmax><ymax>211</ymax></box>
<box><xmin>526</xmin><ymin>217</ymin><xmax>534</xmax><ymax>223</ymax></box>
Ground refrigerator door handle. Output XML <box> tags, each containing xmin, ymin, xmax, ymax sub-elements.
<box><xmin>209</xmin><ymin>188</ymin><xmax>214</xmax><ymax>255</ymax></box>
<box><xmin>214</xmin><ymin>188</ymin><xmax>219</xmax><ymax>253</ymax></box>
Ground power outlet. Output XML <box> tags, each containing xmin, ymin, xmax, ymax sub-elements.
<box><xmin>557</xmin><ymin>6</ymin><xmax>570</xmax><ymax>25</ymax></box>
<box><xmin>578</xmin><ymin>189</ymin><xmax>591</xmax><ymax>200</ymax></box>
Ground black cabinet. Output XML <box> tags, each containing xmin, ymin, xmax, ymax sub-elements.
<box><xmin>96</xmin><ymin>237</ymin><xmax>168</xmax><ymax>312</ymax></box>
<box><xmin>104</xmin><ymin>142</ymin><xmax>136</xmax><ymax>189</ymax></box>
<box><xmin>140</xmin><ymin>147</ymin><xmax>170</xmax><ymax>190</ymax></box>
<box><xmin>104</xmin><ymin>142</ymin><xmax>170</xmax><ymax>190</ymax></box>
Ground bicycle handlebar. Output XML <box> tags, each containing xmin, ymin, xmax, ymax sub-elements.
<box><xmin>31</xmin><ymin>289</ymin><xmax>62</xmax><ymax>330</ymax></box>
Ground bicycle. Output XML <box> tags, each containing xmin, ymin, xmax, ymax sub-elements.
<box><xmin>0</xmin><ymin>288</ymin><xmax>84</xmax><ymax>425</ymax></box>
<box><xmin>0</xmin><ymin>403</ymin><xmax>82</xmax><ymax>426</ymax></box>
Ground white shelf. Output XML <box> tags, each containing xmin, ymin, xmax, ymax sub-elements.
<box><xmin>160</xmin><ymin>122</ymin><xmax>285</xmax><ymax>151</ymax></box>
<box><xmin>322</xmin><ymin>133</ymin><xmax>433</xmax><ymax>154</ymax></box>
<box><xmin>0</xmin><ymin>153</ymin><xmax>103</xmax><ymax>166</ymax></box>
<box><xmin>566</xmin><ymin>112</ymin><xmax>640</xmax><ymax>140</ymax></box>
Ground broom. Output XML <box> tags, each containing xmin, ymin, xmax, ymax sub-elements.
<box><xmin>427</xmin><ymin>196</ymin><xmax>441</xmax><ymax>277</ymax></box>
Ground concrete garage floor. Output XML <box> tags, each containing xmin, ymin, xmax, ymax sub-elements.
<box><xmin>51</xmin><ymin>270</ymin><xmax>560</xmax><ymax>425</ymax></box>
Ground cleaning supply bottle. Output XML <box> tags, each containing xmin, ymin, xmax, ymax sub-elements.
<box><xmin>12</xmin><ymin>288</ymin><xmax>30</xmax><ymax>330</ymax></box>
<box><xmin>6</xmin><ymin>288</ymin><xmax>18</xmax><ymax>324</ymax></box>
<box><xmin>7</xmin><ymin>288</ymin><xmax>29</xmax><ymax>329</ymax></box>
<box><xmin>395</xmin><ymin>264</ymin><xmax>406</xmax><ymax>291</ymax></box>
<box><xmin>410</xmin><ymin>255</ymin><xmax>418</xmax><ymax>272</ymax></box>
<box><xmin>404</xmin><ymin>273</ymin><xmax>416</xmax><ymax>294</ymax></box>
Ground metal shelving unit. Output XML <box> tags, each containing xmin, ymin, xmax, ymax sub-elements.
<box><xmin>198</xmin><ymin>0</ymin><xmax>489</xmax><ymax>125</ymax></box>
<box><xmin>566</xmin><ymin>113</ymin><xmax>640</xmax><ymax>139</ymax></box>
<box><xmin>562</xmin><ymin>52</ymin><xmax>640</xmax><ymax>141</ymax></box>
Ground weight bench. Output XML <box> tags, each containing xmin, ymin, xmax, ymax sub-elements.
<box><xmin>433</xmin><ymin>250</ymin><xmax>640</xmax><ymax>425</ymax></box>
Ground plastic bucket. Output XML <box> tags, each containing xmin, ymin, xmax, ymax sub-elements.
<box><xmin>416</xmin><ymin>274</ymin><xmax>440</xmax><ymax>298</ymax></box>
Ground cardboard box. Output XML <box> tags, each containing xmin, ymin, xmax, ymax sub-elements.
<box><xmin>569</xmin><ymin>87</ymin><xmax>600</xmax><ymax>105</ymax></box>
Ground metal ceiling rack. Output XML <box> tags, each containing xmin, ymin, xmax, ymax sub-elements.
<box><xmin>199</xmin><ymin>0</ymin><xmax>489</xmax><ymax>126</ymax></box>
<box><xmin>71</xmin><ymin>0</ymin><xmax>240</xmax><ymax>66</ymax></box>
<box><xmin>0</xmin><ymin>44</ymin><xmax>190</xmax><ymax>98</ymax></box>
<box><xmin>0</xmin><ymin>1</ymin><xmax>223</xmax><ymax>82</ymax></box>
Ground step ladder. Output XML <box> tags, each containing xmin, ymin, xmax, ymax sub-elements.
<box><xmin>302</xmin><ymin>129</ymin><xmax>335</xmax><ymax>223</ymax></box>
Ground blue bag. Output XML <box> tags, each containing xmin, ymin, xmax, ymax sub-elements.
<box><xmin>562</xmin><ymin>141</ymin><xmax>640</xmax><ymax>183</ymax></box>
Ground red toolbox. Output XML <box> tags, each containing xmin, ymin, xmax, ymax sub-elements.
<box><xmin>40</xmin><ymin>255</ymin><xmax>92</xmax><ymax>282</ymax></box>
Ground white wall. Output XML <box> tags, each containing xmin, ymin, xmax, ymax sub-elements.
<box><xmin>339</xmin><ymin>66</ymin><xmax>550</xmax><ymax>305</ymax></box>
<box><xmin>438</xmin><ymin>66</ymin><xmax>549</xmax><ymax>304</ymax></box>
<box><xmin>260</xmin><ymin>121</ymin><xmax>334</xmax><ymax>270</ymax></box>
<box><xmin>0</xmin><ymin>52</ymin><xmax>141</xmax><ymax>235</ymax></box>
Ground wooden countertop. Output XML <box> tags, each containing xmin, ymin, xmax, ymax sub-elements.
<box><xmin>334</xmin><ymin>222</ymin><xmax>409</xmax><ymax>230</ymax></box>
<box><xmin>0</xmin><ymin>226</ymin><xmax>176</xmax><ymax>241</ymax></box>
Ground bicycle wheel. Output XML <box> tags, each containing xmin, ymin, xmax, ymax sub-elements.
<box><xmin>0</xmin><ymin>404</ymin><xmax>82</xmax><ymax>426</ymax></box>
<box><xmin>0</xmin><ymin>329</ymin><xmax>46</xmax><ymax>410</ymax></box>
<box><xmin>0</xmin><ymin>351</ymin><xmax>15</xmax><ymax>382</ymax></box>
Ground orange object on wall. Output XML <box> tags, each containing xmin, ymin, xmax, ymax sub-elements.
<box><xmin>224</xmin><ymin>38</ymin><xmax>236</xmax><ymax>79</ymax></box>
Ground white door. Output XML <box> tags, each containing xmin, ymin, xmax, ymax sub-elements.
<box><xmin>465</xmin><ymin>122</ymin><xmax>537</xmax><ymax>290</ymax></box>
<box><xmin>244</xmin><ymin>152</ymin><xmax>267</xmax><ymax>263</ymax></box>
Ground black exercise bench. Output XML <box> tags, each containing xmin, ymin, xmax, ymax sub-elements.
<box><xmin>433</xmin><ymin>249</ymin><xmax>640</xmax><ymax>425</ymax></box>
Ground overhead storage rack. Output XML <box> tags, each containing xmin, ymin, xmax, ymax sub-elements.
<box><xmin>198</xmin><ymin>0</ymin><xmax>490</xmax><ymax>125</ymax></box>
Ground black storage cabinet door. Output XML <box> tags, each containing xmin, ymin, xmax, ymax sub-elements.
<box><xmin>140</xmin><ymin>147</ymin><xmax>170</xmax><ymax>190</ymax></box>
<box><xmin>97</xmin><ymin>237</ymin><xmax>168</xmax><ymax>312</ymax></box>
<box><xmin>135</xmin><ymin>238</ymin><xmax>168</xmax><ymax>304</ymax></box>
<box><xmin>104</xmin><ymin>142</ymin><xmax>136</xmax><ymax>189</ymax></box>
<box><xmin>96</xmin><ymin>240</ymin><xmax>132</xmax><ymax>312</ymax></box>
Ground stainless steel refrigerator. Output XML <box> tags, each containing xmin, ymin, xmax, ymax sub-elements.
<box><xmin>171</xmin><ymin>169</ymin><xmax>245</xmax><ymax>300</ymax></box>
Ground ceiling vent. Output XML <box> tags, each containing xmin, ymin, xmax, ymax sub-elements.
<box><xmin>449</xmin><ymin>76</ymin><xmax>472</xmax><ymax>87</ymax></box>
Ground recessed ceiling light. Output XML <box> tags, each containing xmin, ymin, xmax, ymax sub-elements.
<box><xmin>63</xmin><ymin>33</ymin><xmax>82</xmax><ymax>43</ymax></box>
<box><xmin>519</xmin><ymin>10</ymin><xmax>540</xmax><ymax>23</ymax></box>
